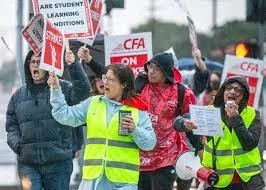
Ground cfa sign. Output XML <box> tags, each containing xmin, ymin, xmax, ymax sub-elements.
<box><xmin>124</xmin><ymin>38</ymin><xmax>145</xmax><ymax>50</ymax></box>
<box><xmin>240</xmin><ymin>62</ymin><xmax>258</xmax><ymax>73</ymax></box>
<box><xmin>105</xmin><ymin>32</ymin><xmax>152</xmax><ymax>71</ymax></box>
<box><xmin>222</xmin><ymin>55</ymin><xmax>264</xmax><ymax>109</ymax></box>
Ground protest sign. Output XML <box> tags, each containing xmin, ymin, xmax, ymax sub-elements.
<box><xmin>187</xmin><ymin>15</ymin><xmax>198</xmax><ymax>47</ymax></box>
<box><xmin>190</xmin><ymin>105</ymin><xmax>223</xmax><ymax>137</ymax></box>
<box><xmin>78</xmin><ymin>0</ymin><xmax>103</xmax><ymax>46</ymax></box>
<box><xmin>22</xmin><ymin>14</ymin><xmax>44</xmax><ymax>54</ymax></box>
<box><xmin>164</xmin><ymin>47</ymin><xmax>178</xmax><ymax>65</ymax></box>
<box><xmin>33</xmin><ymin>0</ymin><xmax>93</xmax><ymax>39</ymax></box>
<box><xmin>40</xmin><ymin>19</ymin><xmax>65</xmax><ymax>76</ymax></box>
<box><xmin>222</xmin><ymin>55</ymin><xmax>264</xmax><ymax>109</ymax></box>
<box><xmin>105</xmin><ymin>32</ymin><xmax>152</xmax><ymax>76</ymax></box>
<box><xmin>174</xmin><ymin>0</ymin><xmax>198</xmax><ymax>47</ymax></box>
<box><xmin>90</xmin><ymin>0</ymin><xmax>103</xmax><ymax>36</ymax></box>
<box><xmin>22</xmin><ymin>14</ymin><xmax>65</xmax><ymax>76</ymax></box>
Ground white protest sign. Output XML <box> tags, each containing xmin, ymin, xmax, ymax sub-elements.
<box><xmin>40</xmin><ymin>19</ymin><xmax>65</xmax><ymax>76</ymax></box>
<box><xmin>174</xmin><ymin>0</ymin><xmax>198</xmax><ymax>47</ymax></box>
<box><xmin>105</xmin><ymin>32</ymin><xmax>153</xmax><ymax>76</ymax></box>
<box><xmin>164</xmin><ymin>47</ymin><xmax>178</xmax><ymax>65</ymax></box>
<box><xmin>190</xmin><ymin>105</ymin><xmax>223</xmax><ymax>137</ymax></box>
<box><xmin>187</xmin><ymin>15</ymin><xmax>198</xmax><ymax>48</ymax></box>
<box><xmin>221</xmin><ymin>55</ymin><xmax>264</xmax><ymax>109</ymax></box>
<box><xmin>33</xmin><ymin>0</ymin><xmax>93</xmax><ymax>39</ymax></box>
<box><xmin>22</xmin><ymin>14</ymin><xmax>44</xmax><ymax>54</ymax></box>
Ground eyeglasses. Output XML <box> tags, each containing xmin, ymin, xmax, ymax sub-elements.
<box><xmin>30</xmin><ymin>60</ymin><xmax>41</xmax><ymax>66</ymax></box>
<box><xmin>225</xmin><ymin>85</ymin><xmax>243</xmax><ymax>94</ymax></box>
<box><xmin>102</xmin><ymin>74</ymin><xmax>117</xmax><ymax>83</ymax></box>
<box><xmin>147</xmin><ymin>63</ymin><xmax>161</xmax><ymax>72</ymax></box>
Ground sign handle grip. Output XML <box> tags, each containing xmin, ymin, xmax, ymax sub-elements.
<box><xmin>79</xmin><ymin>43</ymin><xmax>86</xmax><ymax>63</ymax></box>
<box><xmin>65</xmin><ymin>39</ymin><xmax>70</xmax><ymax>51</ymax></box>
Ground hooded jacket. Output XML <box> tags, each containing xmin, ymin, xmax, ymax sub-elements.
<box><xmin>136</xmin><ymin>53</ymin><xmax>196</xmax><ymax>171</ymax></box>
<box><xmin>5</xmin><ymin>50</ymin><xmax>90</xmax><ymax>165</ymax></box>
<box><xmin>213</xmin><ymin>76</ymin><xmax>261</xmax><ymax>151</ymax></box>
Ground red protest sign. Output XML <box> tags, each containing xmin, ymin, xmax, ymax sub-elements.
<box><xmin>110</xmin><ymin>54</ymin><xmax>148</xmax><ymax>75</ymax></box>
<box><xmin>78</xmin><ymin>0</ymin><xmax>103</xmax><ymax>46</ymax></box>
<box><xmin>110</xmin><ymin>54</ymin><xmax>148</xmax><ymax>67</ymax></box>
<box><xmin>90</xmin><ymin>0</ymin><xmax>103</xmax><ymax>35</ymax></box>
<box><xmin>40</xmin><ymin>19</ymin><xmax>64</xmax><ymax>76</ymax></box>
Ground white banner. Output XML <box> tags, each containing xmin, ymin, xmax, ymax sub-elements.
<box><xmin>33</xmin><ymin>0</ymin><xmax>93</xmax><ymax>39</ymax></box>
<box><xmin>104</xmin><ymin>32</ymin><xmax>152</xmax><ymax>76</ymax></box>
<box><xmin>22</xmin><ymin>14</ymin><xmax>44</xmax><ymax>54</ymax></box>
<box><xmin>222</xmin><ymin>55</ymin><xmax>264</xmax><ymax>109</ymax></box>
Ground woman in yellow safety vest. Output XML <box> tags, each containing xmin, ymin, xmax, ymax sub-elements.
<box><xmin>47</xmin><ymin>63</ymin><xmax>157</xmax><ymax>190</ymax></box>
<box><xmin>174</xmin><ymin>76</ymin><xmax>265</xmax><ymax>190</ymax></box>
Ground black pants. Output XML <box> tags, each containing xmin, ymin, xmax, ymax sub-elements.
<box><xmin>175</xmin><ymin>177</ymin><xmax>193</xmax><ymax>190</ymax></box>
<box><xmin>205</xmin><ymin>174</ymin><xmax>265</xmax><ymax>190</ymax></box>
<box><xmin>138</xmin><ymin>166</ymin><xmax>177</xmax><ymax>190</ymax></box>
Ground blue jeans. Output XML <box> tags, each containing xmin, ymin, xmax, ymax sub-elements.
<box><xmin>18</xmin><ymin>159</ymin><xmax>73</xmax><ymax>190</ymax></box>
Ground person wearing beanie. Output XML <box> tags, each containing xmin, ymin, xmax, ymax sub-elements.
<box><xmin>135</xmin><ymin>52</ymin><xmax>196</xmax><ymax>190</ymax></box>
<box><xmin>174</xmin><ymin>76</ymin><xmax>265</xmax><ymax>189</ymax></box>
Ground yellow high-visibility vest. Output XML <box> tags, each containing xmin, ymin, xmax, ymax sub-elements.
<box><xmin>83</xmin><ymin>96</ymin><xmax>140</xmax><ymax>184</ymax></box>
<box><xmin>202</xmin><ymin>106</ymin><xmax>262</xmax><ymax>188</ymax></box>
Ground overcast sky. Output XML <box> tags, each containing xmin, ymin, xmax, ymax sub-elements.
<box><xmin>0</xmin><ymin>0</ymin><xmax>246</xmax><ymax>63</ymax></box>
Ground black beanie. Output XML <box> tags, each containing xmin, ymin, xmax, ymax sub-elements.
<box><xmin>144</xmin><ymin>53</ymin><xmax>175</xmax><ymax>83</ymax></box>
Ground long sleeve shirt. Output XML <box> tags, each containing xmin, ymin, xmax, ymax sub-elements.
<box><xmin>50</xmin><ymin>88</ymin><xmax>156</xmax><ymax>190</ymax></box>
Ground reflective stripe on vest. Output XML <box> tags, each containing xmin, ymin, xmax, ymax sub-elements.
<box><xmin>202</xmin><ymin>106</ymin><xmax>262</xmax><ymax>188</ymax></box>
<box><xmin>82</xmin><ymin>96</ymin><xmax>140</xmax><ymax>184</ymax></box>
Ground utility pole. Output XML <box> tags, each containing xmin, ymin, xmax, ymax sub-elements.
<box><xmin>212</xmin><ymin>0</ymin><xmax>217</xmax><ymax>30</ymax></box>
<box><xmin>257</xmin><ymin>0</ymin><xmax>265</xmax><ymax>59</ymax></box>
<box><xmin>16</xmin><ymin>0</ymin><xmax>25</xmax><ymax>84</ymax></box>
<box><xmin>150</xmin><ymin>0</ymin><xmax>155</xmax><ymax>41</ymax></box>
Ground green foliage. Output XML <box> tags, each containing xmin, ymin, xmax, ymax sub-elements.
<box><xmin>131</xmin><ymin>19</ymin><xmax>257</xmax><ymax>60</ymax></box>
<box><xmin>211</xmin><ymin>21</ymin><xmax>257</xmax><ymax>48</ymax></box>
<box><xmin>131</xmin><ymin>19</ymin><xmax>201</xmax><ymax>57</ymax></box>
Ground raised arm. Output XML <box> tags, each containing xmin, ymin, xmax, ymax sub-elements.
<box><xmin>64</xmin><ymin>50</ymin><xmax>90</xmax><ymax>105</ymax></box>
<box><xmin>48</xmin><ymin>73</ymin><xmax>92</xmax><ymax>127</ymax></box>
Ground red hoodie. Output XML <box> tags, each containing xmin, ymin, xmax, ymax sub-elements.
<box><xmin>139</xmin><ymin>69</ymin><xmax>196</xmax><ymax>171</ymax></box>
<box><xmin>119</xmin><ymin>95</ymin><xmax>148</xmax><ymax>111</ymax></box>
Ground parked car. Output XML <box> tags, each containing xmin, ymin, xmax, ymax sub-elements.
<box><xmin>176</xmin><ymin>57</ymin><xmax>223</xmax><ymax>72</ymax></box>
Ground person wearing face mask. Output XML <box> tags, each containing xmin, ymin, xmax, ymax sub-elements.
<box><xmin>5</xmin><ymin>49</ymin><xmax>90</xmax><ymax>190</ymax></box>
<box><xmin>48</xmin><ymin>63</ymin><xmax>156</xmax><ymax>190</ymax></box>
<box><xmin>174</xmin><ymin>76</ymin><xmax>265</xmax><ymax>190</ymax></box>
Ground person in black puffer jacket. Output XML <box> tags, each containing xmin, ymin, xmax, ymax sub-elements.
<box><xmin>5</xmin><ymin>49</ymin><xmax>90</xmax><ymax>190</ymax></box>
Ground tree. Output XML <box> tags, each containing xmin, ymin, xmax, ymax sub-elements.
<box><xmin>131</xmin><ymin>19</ymin><xmax>212</xmax><ymax>58</ymax></box>
<box><xmin>131</xmin><ymin>20</ymin><xmax>257</xmax><ymax>62</ymax></box>
<box><xmin>211</xmin><ymin>21</ymin><xmax>257</xmax><ymax>49</ymax></box>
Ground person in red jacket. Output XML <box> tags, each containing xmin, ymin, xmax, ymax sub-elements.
<box><xmin>135</xmin><ymin>53</ymin><xmax>196</xmax><ymax>190</ymax></box>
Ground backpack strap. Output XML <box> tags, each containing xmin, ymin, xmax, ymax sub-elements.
<box><xmin>176</xmin><ymin>83</ymin><xmax>185</xmax><ymax>116</ymax></box>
